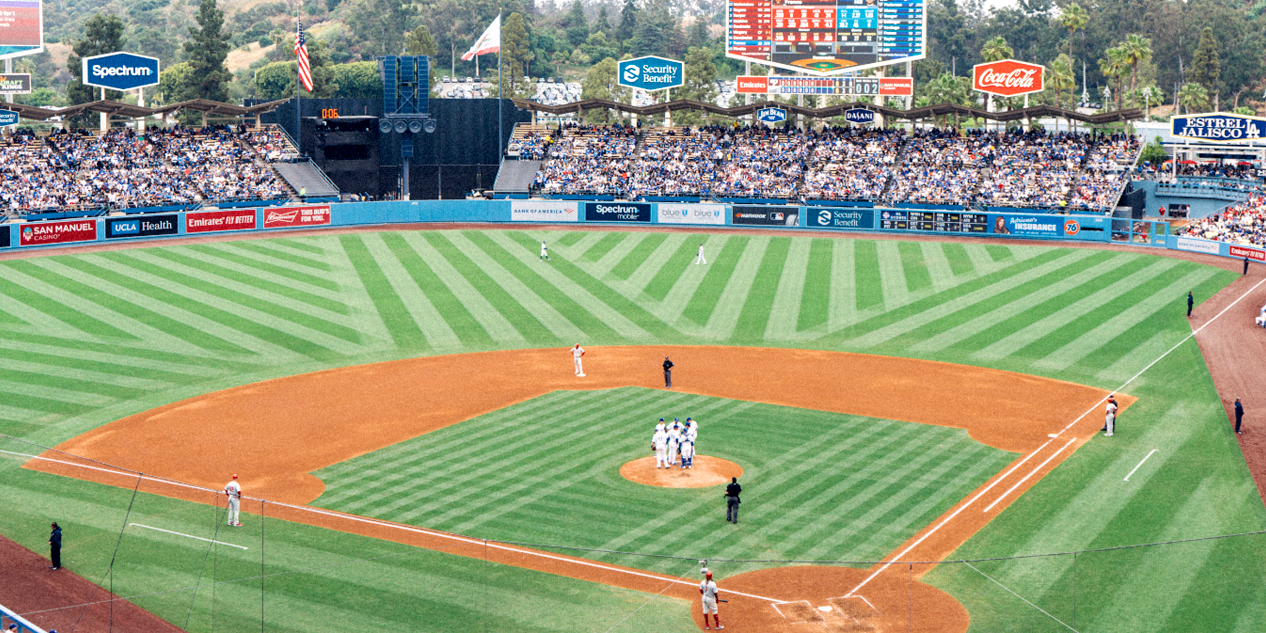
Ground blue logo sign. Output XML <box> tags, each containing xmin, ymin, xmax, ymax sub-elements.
<box><xmin>758</xmin><ymin>107</ymin><xmax>787</xmax><ymax>123</ymax></box>
<box><xmin>82</xmin><ymin>52</ymin><xmax>161</xmax><ymax>91</ymax></box>
<box><xmin>844</xmin><ymin>108</ymin><xmax>875</xmax><ymax>124</ymax></box>
<box><xmin>1172</xmin><ymin>113</ymin><xmax>1266</xmax><ymax>142</ymax></box>
<box><xmin>617</xmin><ymin>56</ymin><xmax>684</xmax><ymax>91</ymax></box>
<box><xmin>0</xmin><ymin>109</ymin><xmax>17</xmax><ymax>127</ymax></box>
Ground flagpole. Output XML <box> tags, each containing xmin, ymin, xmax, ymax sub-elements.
<box><xmin>498</xmin><ymin>9</ymin><xmax>503</xmax><ymax>162</ymax></box>
<box><xmin>295</xmin><ymin>12</ymin><xmax>301</xmax><ymax>155</ymax></box>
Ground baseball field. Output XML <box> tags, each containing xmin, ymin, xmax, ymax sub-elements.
<box><xmin>0</xmin><ymin>227</ymin><xmax>1263</xmax><ymax>633</ymax></box>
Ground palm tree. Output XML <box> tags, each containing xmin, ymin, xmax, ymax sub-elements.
<box><xmin>1178</xmin><ymin>82</ymin><xmax>1210</xmax><ymax>114</ymax></box>
<box><xmin>1058</xmin><ymin>4</ymin><xmax>1089</xmax><ymax>68</ymax></box>
<box><xmin>1119</xmin><ymin>34</ymin><xmax>1153</xmax><ymax>109</ymax></box>
<box><xmin>980</xmin><ymin>36</ymin><xmax>1013</xmax><ymax>63</ymax></box>
<box><xmin>1098</xmin><ymin>46</ymin><xmax>1128</xmax><ymax>110</ymax></box>
<box><xmin>1048</xmin><ymin>54</ymin><xmax>1076</xmax><ymax>109</ymax></box>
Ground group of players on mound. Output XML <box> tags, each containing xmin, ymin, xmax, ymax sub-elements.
<box><xmin>651</xmin><ymin>417</ymin><xmax>698</xmax><ymax>469</ymax></box>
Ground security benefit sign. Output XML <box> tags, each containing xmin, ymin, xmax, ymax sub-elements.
<box><xmin>82</xmin><ymin>52</ymin><xmax>160</xmax><ymax>91</ymax></box>
<box><xmin>263</xmin><ymin>205</ymin><xmax>332</xmax><ymax>229</ymax></box>
<box><xmin>733</xmin><ymin>205</ymin><xmax>800</xmax><ymax>227</ymax></box>
<box><xmin>0</xmin><ymin>109</ymin><xmax>17</xmax><ymax>127</ymax></box>
<box><xmin>0</xmin><ymin>73</ymin><xmax>31</xmax><ymax>94</ymax></box>
<box><xmin>19</xmin><ymin>219</ymin><xmax>97</xmax><ymax>246</ymax></box>
<box><xmin>105</xmin><ymin>214</ymin><xmax>178</xmax><ymax>239</ymax></box>
<box><xmin>617</xmin><ymin>56</ymin><xmax>684</xmax><ymax>91</ymax></box>
<box><xmin>809</xmin><ymin>207</ymin><xmax>873</xmax><ymax>230</ymax></box>
<box><xmin>1172</xmin><ymin>113</ymin><xmax>1266</xmax><ymax>143</ymax></box>
<box><xmin>585</xmin><ymin>202</ymin><xmax>650</xmax><ymax>223</ymax></box>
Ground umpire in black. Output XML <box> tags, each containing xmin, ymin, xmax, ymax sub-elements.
<box><xmin>725</xmin><ymin>477</ymin><xmax>741</xmax><ymax>524</ymax></box>
<box><xmin>663</xmin><ymin>356</ymin><xmax>674</xmax><ymax>389</ymax></box>
<box><xmin>49</xmin><ymin>522</ymin><xmax>62</xmax><ymax>570</ymax></box>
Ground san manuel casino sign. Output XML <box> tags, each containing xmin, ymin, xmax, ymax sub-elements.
<box><xmin>1172</xmin><ymin>112</ymin><xmax>1266</xmax><ymax>142</ymax></box>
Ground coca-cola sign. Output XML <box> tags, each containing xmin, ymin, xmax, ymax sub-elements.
<box><xmin>973</xmin><ymin>59</ymin><xmax>1045</xmax><ymax>97</ymax></box>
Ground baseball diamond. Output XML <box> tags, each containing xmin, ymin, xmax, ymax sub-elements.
<box><xmin>0</xmin><ymin>227</ymin><xmax>1263</xmax><ymax>633</ymax></box>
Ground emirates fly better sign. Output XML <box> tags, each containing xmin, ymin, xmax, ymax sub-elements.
<box><xmin>973</xmin><ymin>59</ymin><xmax>1045</xmax><ymax>97</ymax></box>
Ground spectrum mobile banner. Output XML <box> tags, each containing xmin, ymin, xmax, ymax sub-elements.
<box><xmin>105</xmin><ymin>214</ymin><xmax>179</xmax><ymax>239</ymax></box>
<box><xmin>186</xmin><ymin>209</ymin><xmax>257</xmax><ymax>234</ymax></box>
<box><xmin>584</xmin><ymin>202</ymin><xmax>651</xmax><ymax>223</ymax></box>
<box><xmin>19</xmin><ymin>219</ymin><xmax>97</xmax><ymax>246</ymax></box>
<box><xmin>656</xmin><ymin>203</ymin><xmax>727</xmax><ymax>225</ymax></box>
<box><xmin>263</xmin><ymin>205</ymin><xmax>332</xmax><ymax>229</ymax></box>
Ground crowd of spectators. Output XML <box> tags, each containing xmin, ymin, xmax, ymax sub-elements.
<box><xmin>507</xmin><ymin>132</ymin><xmax>551</xmax><ymax>160</ymax></box>
<box><xmin>799</xmin><ymin>127</ymin><xmax>903</xmax><ymax>201</ymax></box>
<box><xmin>0</xmin><ymin>126</ymin><xmax>291</xmax><ymax>214</ymax></box>
<box><xmin>1177</xmin><ymin>195</ymin><xmax>1266</xmax><ymax>246</ymax></box>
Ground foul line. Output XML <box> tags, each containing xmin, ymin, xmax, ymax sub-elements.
<box><xmin>964</xmin><ymin>561</ymin><xmax>1080</xmax><ymax>632</ymax></box>
<box><xmin>1124</xmin><ymin>450</ymin><xmax>1158</xmax><ymax>482</ymax></box>
<box><xmin>128</xmin><ymin>523</ymin><xmax>249</xmax><ymax>550</ymax></box>
<box><xmin>983</xmin><ymin>438</ymin><xmax>1077</xmax><ymax>513</ymax></box>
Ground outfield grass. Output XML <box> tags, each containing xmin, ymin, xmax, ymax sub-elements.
<box><xmin>314</xmin><ymin>388</ymin><xmax>1016</xmax><ymax>576</ymax></box>
<box><xmin>0</xmin><ymin>229</ymin><xmax>1259</xmax><ymax>632</ymax></box>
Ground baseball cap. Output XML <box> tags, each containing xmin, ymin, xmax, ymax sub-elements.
<box><xmin>706</xmin><ymin>571</ymin><xmax>713</xmax><ymax>578</ymax></box>
<box><xmin>232</xmin><ymin>474</ymin><xmax>238</xmax><ymax>479</ymax></box>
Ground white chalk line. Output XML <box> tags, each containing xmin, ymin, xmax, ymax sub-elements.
<box><xmin>964</xmin><ymin>561</ymin><xmax>1081</xmax><ymax>632</ymax></box>
<box><xmin>1</xmin><ymin>450</ymin><xmax>785</xmax><ymax>604</ymax></box>
<box><xmin>1124</xmin><ymin>449</ymin><xmax>1158</xmax><ymax>482</ymax></box>
<box><xmin>983</xmin><ymin>438</ymin><xmax>1077</xmax><ymax>513</ymax></box>
<box><xmin>128</xmin><ymin>523</ymin><xmax>249</xmax><ymax>550</ymax></box>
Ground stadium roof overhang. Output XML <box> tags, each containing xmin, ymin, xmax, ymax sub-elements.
<box><xmin>2</xmin><ymin>98</ymin><xmax>289</xmax><ymax>122</ymax></box>
<box><xmin>510</xmin><ymin>98</ymin><xmax>1143</xmax><ymax>125</ymax></box>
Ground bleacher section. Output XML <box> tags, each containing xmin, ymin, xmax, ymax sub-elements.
<box><xmin>493</xmin><ymin>159</ymin><xmax>542</xmax><ymax>193</ymax></box>
<box><xmin>273</xmin><ymin>160</ymin><xmax>340</xmax><ymax>199</ymax></box>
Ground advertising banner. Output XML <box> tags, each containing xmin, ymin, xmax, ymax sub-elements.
<box><xmin>510</xmin><ymin>200</ymin><xmax>579</xmax><ymax>223</ymax></box>
<box><xmin>263</xmin><ymin>205</ymin><xmax>332</xmax><ymax>229</ymax></box>
<box><xmin>19</xmin><ymin>219</ymin><xmax>97</xmax><ymax>246</ymax></box>
<box><xmin>0</xmin><ymin>0</ymin><xmax>42</xmax><ymax>60</ymax></box>
<box><xmin>656</xmin><ymin>203</ymin><xmax>727</xmax><ymax>225</ymax></box>
<box><xmin>0</xmin><ymin>73</ymin><xmax>31</xmax><ymax>94</ymax></box>
<box><xmin>0</xmin><ymin>225</ymin><xmax>10</xmax><ymax>248</ymax></box>
<box><xmin>186</xmin><ymin>209</ymin><xmax>257</xmax><ymax>233</ymax></box>
<box><xmin>758</xmin><ymin>107</ymin><xmax>787</xmax><ymax>123</ymax></box>
<box><xmin>878</xmin><ymin>77</ymin><xmax>914</xmax><ymax>96</ymax></box>
<box><xmin>732</xmin><ymin>205</ymin><xmax>799</xmax><ymax>226</ymax></box>
<box><xmin>1229</xmin><ymin>244</ymin><xmax>1266</xmax><ymax>262</ymax></box>
<box><xmin>584</xmin><ymin>202</ymin><xmax>651</xmax><ymax>223</ymax></box>
<box><xmin>973</xmin><ymin>59</ymin><xmax>1045</xmax><ymax>97</ymax></box>
<box><xmin>809</xmin><ymin>207</ymin><xmax>874</xmax><ymax>230</ymax></box>
<box><xmin>105</xmin><ymin>214</ymin><xmax>178</xmax><ymax>239</ymax></box>
<box><xmin>1171</xmin><ymin>113</ymin><xmax>1266</xmax><ymax>142</ymax></box>
<box><xmin>82</xmin><ymin>52</ymin><xmax>160</xmax><ymax>91</ymax></box>
<box><xmin>844</xmin><ymin>108</ymin><xmax>875</xmax><ymax>124</ymax></box>
<box><xmin>0</xmin><ymin>109</ymin><xmax>16</xmax><ymax>127</ymax></box>
<box><xmin>990</xmin><ymin>214</ymin><xmax>1088</xmax><ymax>238</ymax></box>
<box><xmin>1174</xmin><ymin>236</ymin><xmax>1220</xmax><ymax>255</ymax></box>
<box><xmin>617</xmin><ymin>56</ymin><xmax>684</xmax><ymax>91</ymax></box>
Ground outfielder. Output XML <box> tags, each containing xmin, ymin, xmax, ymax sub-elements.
<box><xmin>225</xmin><ymin>474</ymin><xmax>243</xmax><ymax>527</ymax></box>
<box><xmin>540</xmin><ymin>241</ymin><xmax>550</xmax><ymax>261</ymax></box>
<box><xmin>695</xmin><ymin>242</ymin><xmax>707</xmax><ymax>265</ymax></box>
<box><xmin>667</xmin><ymin>422</ymin><xmax>682</xmax><ymax>466</ymax></box>
<box><xmin>1104</xmin><ymin>396</ymin><xmax>1118</xmax><ymax>437</ymax></box>
<box><xmin>700</xmin><ymin>569</ymin><xmax>722</xmax><ymax>629</ymax></box>
<box><xmin>652</xmin><ymin>425</ymin><xmax>668</xmax><ymax>469</ymax></box>
<box><xmin>571</xmin><ymin>344</ymin><xmax>586</xmax><ymax>377</ymax></box>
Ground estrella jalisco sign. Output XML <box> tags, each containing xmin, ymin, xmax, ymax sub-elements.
<box><xmin>82</xmin><ymin>52</ymin><xmax>160</xmax><ymax>91</ymax></box>
<box><xmin>617</xmin><ymin>56</ymin><xmax>684</xmax><ymax>91</ymax></box>
<box><xmin>1172</xmin><ymin>113</ymin><xmax>1266</xmax><ymax>142</ymax></box>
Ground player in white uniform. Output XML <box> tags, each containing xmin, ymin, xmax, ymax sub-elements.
<box><xmin>571</xmin><ymin>344</ymin><xmax>585</xmax><ymax>377</ymax></box>
<box><xmin>1104</xmin><ymin>396</ymin><xmax>1118</xmax><ymax>436</ymax></box>
<box><xmin>700</xmin><ymin>570</ymin><xmax>722</xmax><ymax>629</ymax></box>
<box><xmin>224</xmin><ymin>474</ymin><xmax>243</xmax><ymax>527</ymax></box>
<box><xmin>652</xmin><ymin>426</ymin><xmax>668</xmax><ymax>468</ymax></box>
<box><xmin>680</xmin><ymin>437</ymin><xmax>695</xmax><ymax>469</ymax></box>
<box><xmin>695</xmin><ymin>243</ymin><xmax>707</xmax><ymax>265</ymax></box>
<box><xmin>685</xmin><ymin>418</ymin><xmax>698</xmax><ymax>443</ymax></box>
<box><xmin>667</xmin><ymin>423</ymin><xmax>681</xmax><ymax>466</ymax></box>
<box><xmin>540</xmin><ymin>241</ymin><xmax>550</xmax><ymax>261</ymax></box>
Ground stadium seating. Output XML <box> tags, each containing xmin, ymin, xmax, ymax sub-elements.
<box><xmin>1177</xmin><ymin>194</ymin><xmax>1266</xmax><ymax>246</ymax></box>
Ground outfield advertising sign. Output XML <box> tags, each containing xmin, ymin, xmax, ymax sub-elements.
<box><xmin>263</xmin><ymin>205</ymin><xmax>332</xmax><ymax>229</ymax></box>
<box><xmin>584</xmin><ymin>202</ymin><xmax>650</xmax><ymax>223</ymax></box>
<box><xmin>82</xmin><ymin>52</ymin><xmax>160</xmax><ymax>91</ymax></box>
<box><xmin>19</xmin><ymin>219</ymin><xmax>97</xmax><ymax>246</ymax></box>
<box><xmin>0</xmin><ymin>109</ymin><xmax>17</xmax><ymax>127</ymax></box>
<box><xmin>656</xmin><ymin>203</ymin><xmax>727</xmax><ymax>225</ymax></box>
<box><xmin>617</xmin><ymin>56</ymin><xmax>683</xmax><ymax>91</ymax></box>
<box><xmin>1229</xmin><ymin>244</ymin><xmax>1266</xmax><ymax>262</ymax></box>
<box><xmin>1175</xmin><ymin>236</ymin><xmax>1221</xmax><ymax>255</ymax></box>
<box><xmin>105</xmin><ymin>214</ymin><xmax>178</xmax><ymax>239</ymax></box>
<box><xmin>844</xmin><ymin>108</ymin><xmax>875</xmax><ymax>124</ymax></box>
<box><xmin>1172</xmin><ymin>113</ymin><xmax>1266</xmax><ymax>143</ymax></box>
<box><xmin>0</xmin><ymin>0</ymin><xmax>42</xmax><ymax>60</ymax></box>
<box><xmin>809</xmin><ymin>207</ymin><xmax>873</xmax><ymax>230</ymax></box>
<box><xmin>0</xmin><ymin>73</ymin><xmax>31</xmax><ymax>94</ymax></box>
<box><xmin>510</xmin><ymin>200</ymin><xmax>579</xmax><ymax>223</ymax></box>
<box><xmin>733</xmin><ymin>205</ymin><xmax>799</xmax><ymax>226</ymax></box>
<box><xmin>186</xmin><ymin>209</ymin><xmax>257</xmax><ymax>233</ymax></box>
<box><xmin>992</xmin><ymin>215</ymin><xmax>1085</xmax><ymax>238</ymax></box>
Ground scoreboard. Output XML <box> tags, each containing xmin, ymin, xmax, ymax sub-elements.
<box><xmin>727</xmin><ymin>0</ymin><xmax>925</xmax><ymax>75</ymax></box>
<box><xmin>878</xmin><ymin>210</ymin><xmax>988</xmax><ymax>233</ymax></box>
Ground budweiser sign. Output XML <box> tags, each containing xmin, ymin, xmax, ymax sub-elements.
<box><xmin>973</xmin><ymin>59</ymin><xmax>1045</xmax><ymax>97</ymax></box>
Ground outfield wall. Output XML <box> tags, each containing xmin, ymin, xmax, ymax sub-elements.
<box><xmin>0</xmin><ymin>199</ymin><xmax>1259</xmax><ymax>263</ymax></box>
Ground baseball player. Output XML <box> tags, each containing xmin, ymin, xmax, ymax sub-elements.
<box><xmin>685</xmin><ymin>418</ymin><xmax>698</xmax><ymax>443</ymax></box>
<box><xmin>700</xmin><ymin>569</ymin><xmax>722</xmax><ymax>629</ymax></box>
<box><xmin>695</xmin><ymin>242</ymin><xmax>707</xmax><ymax>265</ymax></box>
<box><xmin>225</xmin><ymin>474</ymin><xmax>243</xmax><ymax>527</ymax></box>
<box><xmin>652</xmin><ymin>425</ymin><xmax>668</xmax><ymax>469</ymax></box>
<box><xmin>540</xmin><ymin>241</ymin><xmax>550</xmax><ymax>261</ymax></box>
<box><xmin>680</xmin><ymin>437</ymin><xmax>695</xmax><ymax>469</ymax></box>
<box><xmin>1104</xmin><ymin>396</ymin><xmax>1118</xmax><ymax>437</ymax></box>
<box><xmin>571</xmin><ymin>344</ymin><xmax>586</xmax><ymax>377</ymax></box>
<box><xmin>656</xmin><ymin>418</ymin><xmax>666</xmax><ymax>433</ymax></box>
<box><xmin>667</xmin><ymin>422</ymin><xmax>682</xmax><ymax>466</ymax></box>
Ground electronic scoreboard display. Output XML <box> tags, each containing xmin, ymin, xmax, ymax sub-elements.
<box><xmin>727</xmin><ymin>0</ymin><xmax>925</xmax><ymax>75</ymax></box>
<box><xmin>878</xmin><ymin>210</ymin><xmax>989</xmax><ymax>233</ymax></box>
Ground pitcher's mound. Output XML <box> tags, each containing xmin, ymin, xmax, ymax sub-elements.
<box><xmin>620</xmin><ymin>456</ymin><xmax>743</xmax><ymax>488</ymax></box>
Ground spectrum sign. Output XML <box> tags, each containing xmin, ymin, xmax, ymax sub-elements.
<box><xmin>82</xmin><ymin>52</ymin><xmax>160</xmax><ymax>91</ymax></box>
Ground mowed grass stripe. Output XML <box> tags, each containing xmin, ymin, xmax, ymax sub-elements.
<box><xmin>186</xmin><ymin>244</ymin><xmax>341</xmax><ymax>293</ymax></box>
<box><xmin>897</xmin><ymin>240</ymin><xmax>933</xmax><ymax>292</ymax></box>
<box><xmin>799</xmin><ymin>238</ymin><xmax>837</xmax><ymax>332</ymax></box>
<box><xmin>0</xmin><ymin>368</ymin><xmax>147</xmax><ymax>400</ymax></box>
<box><xmin>681</xmin><ymin>236</ymin><xmax>750</xmax><ymax>326</ymax></box>
<box><xmin>557</xmin><ymin>232</ymin><xmax>586</xmax><ymax>247</ymax></box>
<box><xmin>733</xmin><ymin>236</ymin><xmax>790</xmax><ymax>340</ymax></box>
<box><xmin>161</xmin><ymin>247</ymin><xmax>347</xmax><ymax>313</ymax></box>
<box><xmin>854</xmin><ymin>240</ymin><xmax>883</xmax><ymax>311</ymax></box>
<box><xmin>464</xmin><ymin>232</ymin><xmax>623</xmax><ymax>343</ymax></box>
<box><xmin>581</xmin><ymin>232</ymin><xmax>626</xmax><ymax>262</ymax></box>
<box><xmin>643</xmin><ymin>236</ymin><xmax>703</xmax><ymax>301</ymax></box>
<box><xmin>0</xmin><ymin>270</ymin><xmax>136</xmax><ymax>340</ymax></box>
<box><xmin>4</xmin><ymin>259</ymin><xmax>247</xmax><ymax>355</ymax></box>
<box><xmin>229</xmin><ymin>240</ymin><xmax>331</xmax><ymax>271</ymax></box>
<box><xmin>502</xmin><ymin>232</ymin><xmax>677</xmax><ymax>341</ymax></box>
<box><xmin>340</xmin><ymin>234</ymin><xmax>428</xmax><ymax>352</ymax></box>
<box><xmin>609</xmin><ymin>233</ymin><xmax>667</xmax><ymax>280</ymax></box>
<box><xmin>0</xmin><ymin>328</ymin><xmax>253</xmax><ymax>372</ymax></box>
<box><xmin>270</xmin><ymin>237</ymin><xmax>327</xmax><ymax>256</ymax></box>
<box><xmin>381</xmin><ymin>233</ymin><xmax>493</xmax><ymax>348</ymax></box>
<box><xmin>421</xmin><ymin>232</ymin><xmax>558</xmax><ymax>344</ymax></box>
<box><xmin>942</xmin><ymin>242</ymin><xmax>976</xmax><ymax>276</ymax></box>
<box><xmin>0</xmin><ymin>334</ymin><xmax>233</xmax><ymax>385</ymax></box>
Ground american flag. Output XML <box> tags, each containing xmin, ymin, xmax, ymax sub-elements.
<box><xmin>295</xmin><ymin>18</ymin><xmax>313</xmax><ymax>93</ymax></box>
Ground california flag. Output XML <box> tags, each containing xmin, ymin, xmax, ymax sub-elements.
<box><xmin>462</xmin><ymin>15</ymin><xmax>501</xmax><ymax>60</ymax></box>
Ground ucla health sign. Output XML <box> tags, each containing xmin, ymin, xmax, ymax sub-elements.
<box><xmin>82</xmin><ymin>52</ymin><xmax>160</xmax><ymax>91</ymax></box>
<box><xmin>617</xmin><ymin>56</ymin><xmax>683</xmax><ymax>91</ymax></box>
<box><xmin>1172</xmin><ymin>113</ymin><xmax>1266</xmax><ymax>142</ymax></box>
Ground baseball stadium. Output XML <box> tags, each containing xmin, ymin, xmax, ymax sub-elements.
<box><xmin>2</xmin><ymin>1</ymin><xmax>1266</xmax><ymax>632</ymax></box>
